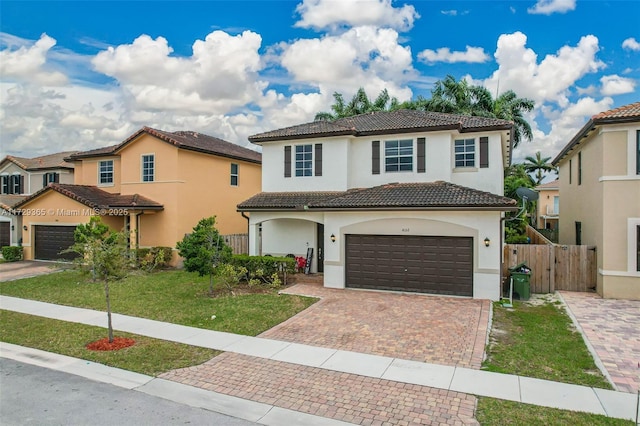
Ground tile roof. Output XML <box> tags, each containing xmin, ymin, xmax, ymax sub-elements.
<box><xmin>2</xmin><ymin>151</ymin><xmax>77</xmax><ymax>171</ymax></box>
<box><xmin>14</xmin><ymin>184</ymin><xmax>163</xmax><ymax>212</ymax></box>
<box><xmin>0</xmin><ymin>194</ymin><xmax>27</xmax><ymax>212</ymax></box>
<box><xmin>535</xmin><ymin>180</ymin><xmax>559</xmax><ymax>190</ymax></box>
<box><xmin>249</xmin><ymin>109</ymin><xmax>514</xmax><ymax>143</ymax></box>
<box><xmin>553</xmin><ymin>101</ymin><xmax>640</xmax><ymax>165</ymax></box>
<box><xmin>67</xmin><ymin>127</ymin><xmax>262</xmax><ymax>164</ymax></box>
<box><xmin>238</xmin><ymin>182</ymin><xmax>517</xmax><ymax>211</ymax></box>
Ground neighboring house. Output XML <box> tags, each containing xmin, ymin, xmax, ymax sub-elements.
<box><xmin>535</xmin><ymin>180</ymin><xmax>559</xmax><ymax>230</ymax></box>
<box><xmin>14</xmin><ymin>127</ymin><xmax>262</xmax><ymax>263</ymax></box>
<box><xmin>0</xmin><ymin>151</ymin><xmax>75</xmax><ymax>247</ymax></box>
<box><xmin>238</xmin><ymin>110</ymin><xmax>518</xmax><ymax>300</ymax></box>
<box><xmin>552</xmin><ymin>102</ymin><xmax>640</xmax><ymax>300</ymax></box>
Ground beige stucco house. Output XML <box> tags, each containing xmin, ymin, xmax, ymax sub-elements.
<box><xmin>0</xmin><ymin>152</ymin><xmax>76</xmax><ymax>247</ymax></box>
<box><xmin>535</xmin><ymin>180</ymin><xmax>559</xmax><ymax>231</ymax></box>
<box><xmin>552</xmin><ymin>102</ymin><xmax>640</xmax><ymax>300</ymax></box>
<box><xmin>14</xmin><ymin>127</ymin><xmax>261</xmax><ymax>263</ymax></box>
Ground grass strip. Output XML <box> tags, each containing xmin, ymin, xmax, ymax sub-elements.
<box><xmin>483</xmin><ymin>299</ymin><xmax>611</xmax><ymax>389</ymax></box>
<box><xmin>0</xmin><ymin>269</ymin><xmax>317</xmax><ymax>336</ymax></box>
<box><xmin>1</xmin><ymin>310</ymin><xmax>218</xmax><ymax>376</ymax></box>
<box><xmin>476</xmin><ymin>397</ymin><xmax>633</xmax><ymax>425</ymax></box>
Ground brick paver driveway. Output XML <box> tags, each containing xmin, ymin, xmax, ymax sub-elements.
<box><xmin>162</xmin><ymin>281</ymin><xmax>490</xmax><ymax>425</ymax></box>
<box><xmin>0</xmin><ymin>261</ymin><xmax>62</xmax><ymax>282</ymax></box>
<box><xmin>561</xmin><ymin>291</ymin><xmax>640</xmax><ymax>394</ymax></box>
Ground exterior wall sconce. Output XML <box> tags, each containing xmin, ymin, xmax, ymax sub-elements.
<box><xmin>330</xmin><ymin>234</ymin><xmax>336</xmax><ymax>243</ymax></box>
<box><xmin>23</xmin><ymin>225</ymin><xmax>28</xmax><ymax>231</ymax></box>
<box><xmin>484</xmin><ymin>237</ymin><xmax>490</xmax><ymax>247</ymax></box>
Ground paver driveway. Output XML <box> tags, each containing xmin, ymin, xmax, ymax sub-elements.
<box><xmin>262</xmin><ymin>282</ymin><xmax>490</xmax><ymax>369</ymax></box>
<box><xmin>0</xmin><ymin>261</ymin><xmax>62</xmax><ymax>282</ymax></box>
<box><xmin>561</xmin><ymin>291</ymin><xmax>640</xmax><ymax>394</ymax></box>
<box><xmin>162</xmin><ymin>280</ymin><xmax>490</xmax><ymax>425</ymax></box>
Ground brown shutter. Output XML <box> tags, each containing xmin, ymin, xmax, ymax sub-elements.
<box><xmin>417</xmin><ymin>137</ymin><xmax>426</xmax><ymax>173</ymax></box>
<box><xmin>479</xmin><ymin>137</ymin><xmax>489</xmax><ymax>168</ymax></box>
<box><xmin>284</xmin><ymin>146</ymin><xmax>291</xmax><ymax>178</ymax></box>
<box><xmin>43</xmin><ymin>174</ymin><xmax>48</xmax><ymax>188</ymax></box>
<box><xmin>315</xmin><ymin>143</ymin><xmax>322</xmax><ymax>176</ymax></box>
<box><xmin>372</xmin><ymin>140</ymin><xmax>380</xmax><ymax>175</ymax></box>
<box><xmin>54</xmin><ymin>173</ymin><xmax>59</xmax><ymax>183</ymax></box>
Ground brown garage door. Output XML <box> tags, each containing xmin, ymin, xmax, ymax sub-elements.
<box><xmin>345</xmin><ymin>235</ymin><xmax>473</xmax><ymax>296</ymax></box>
<box><xmin>0</xmin><ymin>222</ymin><xmax>10</xmax><ymax>247</ymax></box>
<box><xmin>34</xmin><ymin>225</ymin><xmax>78</xmax><ymax>261</ymax></box>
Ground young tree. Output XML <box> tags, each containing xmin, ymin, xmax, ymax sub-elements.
<box><xmin>64</xmin><ymin>217</ymin><xmax>129</xmax><ymax>343</ymax></box>
<box><xmin>176</xmin><ymin>216</ymin><xmax>232</xmax><ymax>294</ymax></box>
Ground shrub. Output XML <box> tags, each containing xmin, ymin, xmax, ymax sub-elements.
<box><xmin>229</xmin><ymin>255</ymin><xmax>295</xmax><ymax>287</ymax></box>
<box><xmin>1</xmin><ymin>246</ymin><xmax>23</xmax><ymax>262</ymax></box>
<box><xmin>136</xmin><ymin>247</ymin><xmax>172</xmax><ymax>272</ymax></box>
<box><xmin>215</xmin><ymin>263</ymin><xmax>248</xmax><ymax>294</ymax></box>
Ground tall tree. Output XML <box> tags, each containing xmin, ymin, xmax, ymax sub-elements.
<box><xmin>524</xmin><ymin>151</ymin><xmax>557</xmax><ymax>184</ymax></box>
<box><xmin>64</xmin><ymin>217</ymin><xmax>129</xmax><ymax>343</ymax></box>
<box><xmin>315</xmin><ymin>88</ymin><xmax>400</xmax><ymax>121</ymax></box>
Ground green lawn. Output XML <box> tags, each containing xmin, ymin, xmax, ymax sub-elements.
<box><xmin>0</xmin><ymin>269</ymin><xmax>316</xmax><ymax>336</ymax></box>
<box><xmin>1</xmin><ymin>310</ymin><xmax>218</xmax><ymax>376</ymax></box>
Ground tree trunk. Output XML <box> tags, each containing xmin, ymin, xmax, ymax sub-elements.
<box><xmin>104</xmin><ymin>279</ymin><xmax>114</xmax><ymax>343</ymax></box>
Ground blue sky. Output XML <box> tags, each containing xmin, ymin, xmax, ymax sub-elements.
<box><xmin>1</xmin><ymin>0</ymin><xmax>639</xmax><ymax>164</ymax></box>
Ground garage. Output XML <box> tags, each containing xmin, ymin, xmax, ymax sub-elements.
<box><xmin>345</xmin><ymin>234</ymin><xmax>473</xmax><ymax>296</ymax></box>
<box><xmin>34</xmin><ymin>225</ymin><xmax>78</xmax><ymax>261</ymax></box>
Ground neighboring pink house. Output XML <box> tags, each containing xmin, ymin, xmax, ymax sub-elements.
<box><xmin>535</xmin><ymin>180</ymin><xmax>559</xmax><ymax>230</ymax></box>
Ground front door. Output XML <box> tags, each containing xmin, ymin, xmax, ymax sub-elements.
<box><xmin>317</xmin><ymin>223</ymin><xmax>324</xmax><ymax>273</ymax></box>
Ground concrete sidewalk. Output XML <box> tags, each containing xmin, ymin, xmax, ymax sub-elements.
<box><xmin>1</xmin><ymin>295</ymin><xmax>638</xmax><ymax>422</ymax></box>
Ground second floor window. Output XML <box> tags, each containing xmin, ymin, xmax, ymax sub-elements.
<box><xmin>295</xmin><ymin>145</ymin><xmax>313</xmax><ymax>177</ymax></box>
<box><xmin>142</xmin><ymin>154</ymin><xmax>155</xmax><ymax>182</ymax></box>
<box><xmin>385</xmin><ymin>139</ymin><xmax>413</xmax><ymax>172</ymax></box>
<box><xmin>99</xmin><ymin>160</ymin><xmax>114</xmax><ymax>185</ymax></box>
<box><xmin>230</xmin><ymin>163</ymin><xmax>238</xmax><ymax>186</ymax></box>
<box><xmin>455</xmin><ymin>139</ymin><xmax>475</xmax><ymax>167</ymax></box>
<box><xmin>1</xmin><ymin>175</ymin><xmax>9</xmax><ymax>194</ymax></box>
<box><xmin>43</xmin><ymin>172</ymin><xmax>59</xmax><ymax>187</ymax></box>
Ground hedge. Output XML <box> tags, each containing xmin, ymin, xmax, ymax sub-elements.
<box><xmin>1</xmin><ymin>246</ymin><xmax>23</xmax><ymax>262</ymax></box>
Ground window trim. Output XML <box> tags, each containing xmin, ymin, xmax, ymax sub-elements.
<box><xmin>454</xmin><ymin>138</ymin><xmax>476</xmax><ymax>168</ymax></box>
<box><xmin>230</xmin><ymin>163</ymin><xmax>239</xmax><ymax>186</ymax></box>
<box><xmin>11</xmin><ymin>173</ymin><xmax>22</xmax><ymax>194</ymax></box>
<box><xmin>384</xmin><ymin>139</ymin><xmax>413</xmax><ymax>173</ymax></box>
<box><xmin>141</xmin><ymin>153</ymin><xmax>155</xmax><ymax>183</ymax></box>
<box><xmin>295</xmin><ymin>144</ymin><xmax>313</xmax><ymax>177</ymax></box>
<box><xmin>98</xmin><ymin>160</ymin><xmax>114</xmax><ymax>186</ymax></box>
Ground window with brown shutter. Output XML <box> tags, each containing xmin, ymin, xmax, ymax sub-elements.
<box><xmin>372</xmin><ymin>140</ymin><xmax>380</xmax><ymax>174</ymax></box>
<box><xmin>417</xmin><ymin>137</ymin><xmax>425</xmax><ymax>173</ymax></box>
<box><xmin>479</xmin><ymin>137</ymin><xmax>489</xmax><ymax>168</ymax></box>
<box><xmin>315</xmin><ymin>144</ymin><xmax>322</xmax><ymax>176</ymax></box>
<box><xmin>284</xmin><ymin>145</ymin><xmax>291</xmax><ymax>178</ymax></box>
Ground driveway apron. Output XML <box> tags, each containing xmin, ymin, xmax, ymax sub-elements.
<box><xmin>0</xmin><ymin>260</ymin><xmax>63</xmax><ymax>282</ymax></box>
<box><xmin>560</xmin><ymin>291</ymin><xmax>640</xmax><ymax>393</ymax></box>
<box><xmin>161</xmin><ymin>281</ymin><xmax>490</xmax><ymax>425</ymax></box>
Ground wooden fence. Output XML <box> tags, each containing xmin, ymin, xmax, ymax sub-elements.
<box><xmin>222</xmin><ymin>234</ymin><xmax>248</xmax><ymax>255</ymax></box>
<box><xmin>503</xmin><ymin>244</ymin><xmax>597</xmax><ymax>293</ymax></box>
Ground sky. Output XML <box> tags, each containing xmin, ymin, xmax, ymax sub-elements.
<box><xmin>1</xmin><ymin>0</ymin><xmax>639</xmax><ymax>165</ymax></box>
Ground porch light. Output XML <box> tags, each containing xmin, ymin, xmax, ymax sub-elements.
<box><xmin>23</xmin><ymin>225</ymin><xmax>28</xmax><ymax>231</ymax></box>
<box><xmin>484</xmin><ymin>237</ymin><xmax>490</xmax><ymax>247</ymax></box>
<box><xmin>330</xmin><ymin>233</ymin><xmax>336</xmax><ymax>243</ymax></box>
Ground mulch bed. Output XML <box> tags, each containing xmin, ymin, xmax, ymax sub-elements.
<box><xmin>86</xmin><ymin>337</ymin><xmax>135</xmax><ymax>351</ymax></box>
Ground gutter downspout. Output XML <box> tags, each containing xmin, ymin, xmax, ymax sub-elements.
<box><xmin>241</xmin><ymin>211</ymin><xmax>250</xmax><ymax>254</ymax></box>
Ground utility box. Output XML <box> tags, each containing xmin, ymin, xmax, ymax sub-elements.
<box><xmin>509</xmin><ymin>262</ymin><xmax>531</xmax><ymax>301</ymax></box>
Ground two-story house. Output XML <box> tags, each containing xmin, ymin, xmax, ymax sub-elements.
<box><xmin>0</xmin><ymin>152</ymin><xmax>76</xmax><ymax>247</ymax></box>
<box><xmin>535</xmin><ymin>179</ymin><xmax>559</xmax><ymax>231</ymax></box>
<box><xmin>238</xmin><ymin>110</ymin><xmax>517</xmax><ymax>300</ymax></box>
<box><xmin>14</xmin><ymin>127</ymin><xmax>262</xmax><ymax>263</ymax></box>
<box><xmin>552</xmin><ymin>102</ymin><xmax>640</xmax><ymax>300</ymax></box>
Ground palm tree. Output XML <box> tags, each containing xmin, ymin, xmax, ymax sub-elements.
<box><xmin>315</xmin><ymin>88</ymin><xmax>400</xmax><ymax>121</ymax></box>
<box><xmin>524</xmin><ymin>152</ymin><xmax>557</xmax><ymax>184</ymax></box>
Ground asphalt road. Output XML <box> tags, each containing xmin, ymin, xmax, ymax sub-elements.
<box><xmin>0</xmin><ymin>358</ymin><xmax>255</xmax><ymax>426</ymax></box>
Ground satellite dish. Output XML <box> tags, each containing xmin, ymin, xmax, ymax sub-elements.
<box><xmin>516</xmin><ymin>187</ymin><xmax>539</xmax><ymax>201</ymax></box>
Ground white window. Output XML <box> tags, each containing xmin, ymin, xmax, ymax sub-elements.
<box><xmin>295</xmin><ymin>145</ymin><xmax>313</xmax><ymax>177</ymax></box>
<box><xmin>385</xmin><ymin>139</ymin><xmax>413</xmax><ymax>172</ymax></box>
<box><xmin>142</xmin><ymin>154</ymin><xmax>155</xmax><ymax>182</ymax></box>
<box><xmin>11</xmin><ymin>174</ymin><xmax>22</xmax><ymax>194</ymax></box>
<box><xmin>230</xmin><ymin>163</ymin><xmax>238</xmax><ymax>186</ymax></box>
<box><xmin>99</xmin><ymin>160</ymin><xmax>114</xmax><ymax>185</ymax></box>
<box><xmin>455</xmin><ymin>139</ymin><xmax>475</xmax><ymax>167</ymax></box>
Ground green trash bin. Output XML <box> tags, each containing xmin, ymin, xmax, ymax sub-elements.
<box><xmin>509</xmin><ymin>262</ymin><xmax>531</xmax><ymax>301</ymax></box>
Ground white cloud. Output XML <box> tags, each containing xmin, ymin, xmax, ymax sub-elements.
<box><xmin>527</xmin><ymin>0</ymin><xmax>576</xmax><ymax>15</ymax></box>
<box><xmin>483</xmin><ymin>32</ymin><xmax>605</xmax><ymax>108</ymax></box>
<box><xmin>600</xmin><ymin>75</ymin><xmax>636</xmax><ymax>96</ymax></box>
<box><xmin>0</xmin><ymin>33</ymin><xmax>68</xmax><ymax>85</ymax></box>
<box><xmin>622</xmin><ymin>37</ymin><xmax>640</xmax><ymax>51</ymax></box>
<box><xmin>418</xmin><ymin>46</ymin><xmax>490</xmax><ymax>64</ymax></box>
<box><xmin>294</xmin><ymin>0</ymin><xmax>419</xmax><ymax>32</ymax></box>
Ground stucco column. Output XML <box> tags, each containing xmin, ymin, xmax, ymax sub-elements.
<box><xmin>129</xmin><ymin>212</ymin><xmax>139</xmax><ymax>250</ymax></box>
<box><xmin>249</xmin><ymin>222</ymin><xmax>260</xmax><ymax>256</ymax></box>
